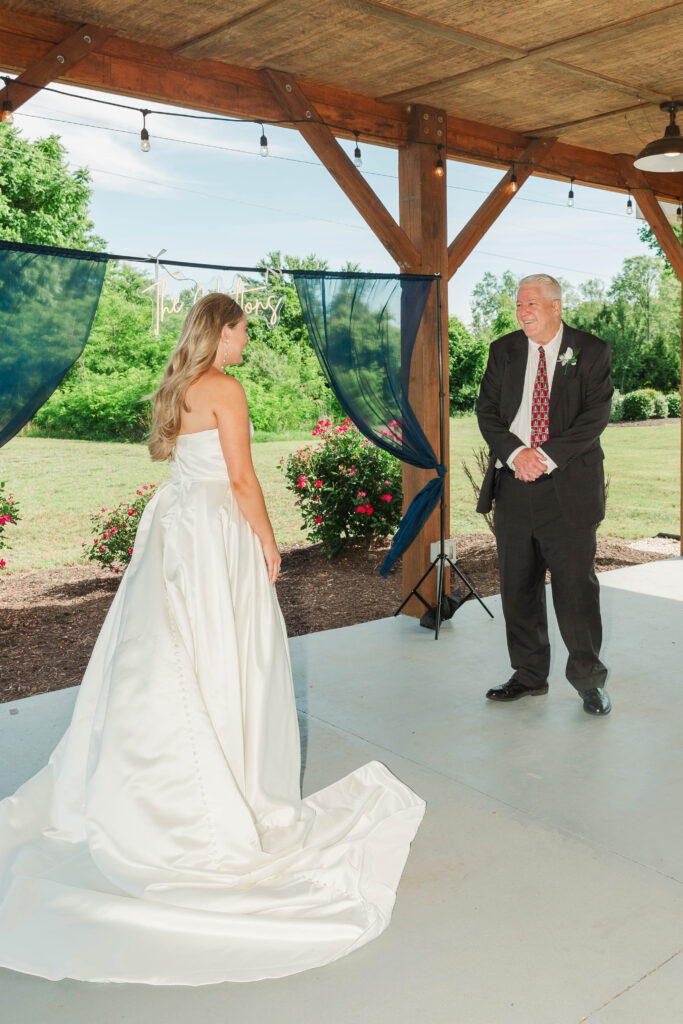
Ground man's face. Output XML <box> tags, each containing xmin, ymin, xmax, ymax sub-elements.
<box><xmin>516</xmin><ymin>284</ymin><xmax>561</xmax><ymax>344</ymax></box>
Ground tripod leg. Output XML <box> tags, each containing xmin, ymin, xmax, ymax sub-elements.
<box><xmin>447</xmin><ymin>558</ymin><xmax>494</xmax><ymax>619</ymax></box>
<box><xmin>434</xmin><ymin>556</ymin><xmax>445</xmax><ymax>639</ymax></box>
<box><xmin>393</xmin><ymin>559</ymin><xmax>438</xmax><ymax>617</ymax></box>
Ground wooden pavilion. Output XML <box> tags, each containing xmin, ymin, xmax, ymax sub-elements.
<box><xmin>1</xmin><ymin>1</ymin><xmax>682</xmax><ymax>608</ymax></box>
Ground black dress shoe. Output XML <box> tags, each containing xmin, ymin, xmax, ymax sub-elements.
<box><xmin>581</xmin><ymin>687</ymin><xmax>612</xmax><ymax>715</ymax></box>
<box><xmin>486</xmin><ymin>678</ymin><xmax>549</xmax><ymax>701</ymax></box>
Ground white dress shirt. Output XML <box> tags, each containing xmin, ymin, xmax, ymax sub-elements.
<box><xmin>499</xmin><ymin>323</ymin><xmax>563</xmax><ymax>475</ymax></box>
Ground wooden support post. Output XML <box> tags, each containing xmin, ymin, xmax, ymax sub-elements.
<box><xmin>0</xmin><ymin>23</ymin><xmax>113</xmax><ymax>111</ymax></box>
<box><xmin>448</xmin><ymin>137</ymin><xmax>558</xmax><ymax>278</ymax></box>
<box><xmin>398</xmin><ymin>104</ymin><xmax>450</xmax><ymax>614</ymax></box>
<box><xmin>615</xmin><ymin>156</ymin><xmax>683</xmax><ymax>552</ymax></box>
<box><xmin>263</xmin><ymin>69</ymin><xmax>419</xmax><ymax>270</ymax></box>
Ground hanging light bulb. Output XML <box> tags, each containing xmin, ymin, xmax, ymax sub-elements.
<box><xmin>567</xmin><ymin>178</ymin><xmax>575</xmax><ymax>207</ymax></box>
<box><xmin>259</xmin><ymin>123</ymin><xmax>269</xmax><ymax>157</ymax></box>
<box><xmin>434</xmin><ymin>145</ymin><xmax>445</xmax><ymax>177</ymax></box>
<box><xmin>353</xmin><ymin>131</ymin><xmax>362</xmax><ymax>169</ymax></box>
<box><xmin>626</xmin><ymin>191</ymin><xmax>633</xmax><ymax>215</ymax></box>
<box><xmin>1</xmin><ymin>98</ymin><xmax>13</xmax><ymax>126</ymax></box>
<box><xmin>510</xmin><ymin>165</ymin><xmax>518</xmax><ymax>193</ymax></box>
<box><xmin>677</xmin><ymin>203</ymin><xmax>682</xmax><ymax>224</ymax></box>
<box><xmin>140</xmin><ymin>109</ymin><xmax>151</xmax><ymax>152</ymax></box>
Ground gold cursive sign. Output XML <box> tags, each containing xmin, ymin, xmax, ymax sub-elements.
<box><xmin>140</xmin><ymin>266</ymin><xmax>286</xmax><ymax>336</ymax></box>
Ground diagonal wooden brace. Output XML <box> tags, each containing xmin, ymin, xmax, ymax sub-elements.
<box><xmin>615</xmin><ymin>154</ymin><xmax>683</xmax><ymax>282</ymax></box>
<box><xmin>448</xmin><ymin>136</ymin><xmax>558</xmax><ymax>278</ymax></box>
<box><xmin>263</xmin><ymin>68</ymin><xmax>420</xmax><ymax>269</ymax></box>
<box><xmin>0</xmin><ymin>23</ymin><xmax>114</xmax><ymax>112</ymax></box>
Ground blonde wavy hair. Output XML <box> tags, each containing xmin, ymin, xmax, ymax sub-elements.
<box><xmin>148</xmin><ymin>293</ymin><xmax>244</xmax><ymax>462</ymax></box>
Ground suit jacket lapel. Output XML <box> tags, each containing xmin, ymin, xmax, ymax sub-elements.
<box><xmin>501</xmin><ymin>332</ymin><xmax>527</xmax><ymax>423</ymax></box>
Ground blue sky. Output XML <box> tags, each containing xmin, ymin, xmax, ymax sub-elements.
<box><xmin>9</xmin><ymin>80</ymin><xmax>655</xmax><ymax>325</ymax></box>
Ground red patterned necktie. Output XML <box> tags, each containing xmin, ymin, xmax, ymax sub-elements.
<box><xmin>530</xmin><ymin>345</ymin><xmax>550</xmax><ymax>448</ymax></box>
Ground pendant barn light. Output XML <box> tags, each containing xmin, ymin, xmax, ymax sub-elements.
<box><xmin>634</xmin><ymin>101</ymin><xmax>683</xmax><ymax>172</ymax></box>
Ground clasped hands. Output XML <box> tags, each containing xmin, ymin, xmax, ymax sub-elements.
<box><xmin>512</xmin><ymin>447</ymin><xmax>548</xmax><ymax>482</ymax></box>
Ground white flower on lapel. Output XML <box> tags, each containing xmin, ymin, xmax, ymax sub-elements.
<box><xmin>558</xmin><ymin>346</ymin><xmax>580</xmax><ymax>373</ymax></box>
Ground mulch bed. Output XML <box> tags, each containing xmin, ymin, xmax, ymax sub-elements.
<box><xmin>0</xmin><ymin>534</ymin><xmax>670</xmax><ymax>704</ymax></box>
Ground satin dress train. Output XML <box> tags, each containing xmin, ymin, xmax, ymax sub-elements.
<box><xmin>0</xmin><ymin>428</ymin><xmax>424</xmax><ymax>984</ymax></box>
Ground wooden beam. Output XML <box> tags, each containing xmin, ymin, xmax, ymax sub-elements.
<box><xmin>2</xmin><ymin>11</ymin><xmax>683</xmax><ymax>207</ymax></box>
<box><xmin>614</xmin><ymin>155</ymin><xmax>683</xmax><ymax>281</ymax></box>
<box><xmin>398</xmin><ymin>105</ymin><xmax>450</xmax><ymax>614</ymax></box>
<box><xmin>329</xmin><ymin>0</ymin><xmax>521</xmax><ymax>58</ymax></box>
<box><xmin>262</xmin><ymin>68</ymin><xmax>419</xmax><ymax>269</ymax></box>
<box><xmin>526</xmin><ymin>101</ymin><xmax>653</xmax><ymax>138</ymax></box>
<box><xmin>0</xmin><ymin>21</ymin><xmax>114</xmax><ymax>110</ymax></box>
<box><xmin>174</xmin><ymin>0</ymin><xmax>289</xmax><ymax>59</ymax></box>
<box><xmin>447</xmin><ymin>137</ymin><xmax>558</xmax><ymax>278</ymax></box>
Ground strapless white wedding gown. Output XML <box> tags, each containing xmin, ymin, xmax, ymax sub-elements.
<box><xmin>0</xmin><ymin>428</ymin><xmax>424</xmax><ymax>985</ymax></box>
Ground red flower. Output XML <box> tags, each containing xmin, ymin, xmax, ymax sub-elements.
<box><xmin>127</xmin><ymin>509</ymin><xmax>135</xmax><ymax>516</ymax></box>
<box><xmin>315</xmin><ymin>515</ymin><xmax>323</xmax><ymax>524</ymax></box>
<box><xmin>0</xmin><ymin>559</ymin><xmax>6</xmax><ymax>569</ymax></box>
<box><xmin>297</xmin><ymin>476</ymin><xmax>307</xmax><ymax>489</ymax></box>
<box><xmin>128</xmin><ymin>548</ymin><xmax>133</xmax><ymax>555</ymax></box>
<box><xmin>99</xmin><ymin>545</ymin><xmax>105</xmax><ymax>552</ymax></box>
<box><xmin>365</xmin><ymin>504</ymin><xmax>374</xmax><ymax>515</ymax></box>
<box><xmin>355</xmin><ymin>505</ymin><xmax>366</xmax><ymax>514</ymax></box>
<box><xmin>357</xmin><ymin>491</ymin><xmax>367</xmax><ymax>497</ymax></box>
<box><xmin>315</xmin><ymin>480</ymin><xmax>322</xmax><ymax>488</ymax></box>
<box><xmin>136</xmin><ymin>489</ymin><xmax>142</xmax><ymax>495</ymax></box>
<box><xmin>381</xmin><ymin>494</ymin><xmax>392</xmax><ymax>502</ymax></box>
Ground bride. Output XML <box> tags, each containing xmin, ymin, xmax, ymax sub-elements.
<box><xmin>0</xmin><ymin>293</ymin><xmax>424</xmax><ymax>985</ymax></box>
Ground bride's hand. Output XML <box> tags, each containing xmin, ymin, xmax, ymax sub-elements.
<box><xmin>261</xmin><ymin>537</ymin><xmax>281</xmax><ymax>584</ymax></box>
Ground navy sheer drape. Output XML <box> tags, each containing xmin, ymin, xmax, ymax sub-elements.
<box><xmin>0</xmin><ymin>241</ymin><xmax>107</xmax><ymax>448</ymax></box>
<box><xmin>293</xmin><ymin>272</ymin><xmax>444</xmax><ymax>577</ymax></box>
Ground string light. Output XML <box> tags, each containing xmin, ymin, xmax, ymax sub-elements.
<box><xmin>353</xmin><ymin>131</ymin><xmax>362</xmax><ymax>169</ymax></box>
<box><xmin>259</xmin><ymin>122</ymin><xmax>269</xmax><ymax>157</ymax></box>
<box><xmin>626</xmin><ymin>191</ymin><xmax>633</xmax><ymax>215</ymax></box>
<box><xmin>434</xmin><ymin>145</ymin><xmax>445</xmax><ymax>177</ymax></box>
<box><xmin>510</xmin><ymin>164</ymin><xmax>518</xmax><ymax>193</ymax></box>
<box><xmin>677</xmin><ymin>202</ymin><xmax>682</xmax><ymax>225</ymax></box>
<box><xmin>1</xmin><ymin>80</ymin><xmax>13</xmax><ymax>126</ymax></box>
<box><xmin>140</xmin><ymin>109</ymin><xmax>150</xmax><ymax>152</ymax></box>
<box><xmin>567</xmin><ymin>177</ymin><xmax>575</xmax><ymax>207</ymax></box>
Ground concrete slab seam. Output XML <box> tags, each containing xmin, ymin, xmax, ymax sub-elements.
<box><xmin>575</xmin><ymin>946</ymin><xmax>683</xmax><ymax>1022</ymax></box>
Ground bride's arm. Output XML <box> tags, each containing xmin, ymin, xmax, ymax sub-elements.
<box><xmin>213</xmin><ymin>375</ymin><xmax>281</xmax><ymax>584</ymax></box>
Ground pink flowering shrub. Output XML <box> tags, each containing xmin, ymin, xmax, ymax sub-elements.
<box><xmin>0</xmin><ymin>482</ymin><xmax>20</xmax><ymax>569</ymax></box>
<box><xmin>280</xmin><ymin>419</ymin><xmax>403</xmax><ymax>555</ymax></box>
<box><xmin>84</xmin><ymin>484</ymin><xmax>158</xmax><ymax>573</ymax></box>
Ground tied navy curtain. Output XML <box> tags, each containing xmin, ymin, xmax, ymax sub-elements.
<box><xmin>0</xmin><ymin>241</ymin><xmax>107</xmax><ymax>448</ymax></box>
<box><xmin>293</xmin><ymin>272</ymin><xmax>444</xmax><ymax>578</ymax></box>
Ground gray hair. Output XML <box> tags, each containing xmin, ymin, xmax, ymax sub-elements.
<box><xmin>518</xmin><ymin>274</ymin><xmax>562</xmax><ymax>301</ymax></box>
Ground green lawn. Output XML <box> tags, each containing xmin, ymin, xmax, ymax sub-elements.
<box><xmin>1</xmin><ymin>418</ymin><xmax>679</xmax><ymax>572</ymax></box>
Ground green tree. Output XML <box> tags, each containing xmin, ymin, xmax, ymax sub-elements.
<box><xmin>0</xmin><ymin>125</ymin><xmax>104</xmax><ymax>249</ymax></box>
<box><xmin>448</xmin><ymin>316</ymin><xmax>488</xmax><ymax>413</ymax></box>
<box><xmin>638</xmin><ymin>222</ymin><xmax>683</xmax><ymax>276</ymax></box>
<box><xmin>470</xmin><ymin>270</ymin><xmax>519</xmax><ymax>340</ymax></box>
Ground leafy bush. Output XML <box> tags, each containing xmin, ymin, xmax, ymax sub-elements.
<box><xmin>666</xmin><ymin>392</ymin><xmax>681</xmax><ymax>418</ymax></box>
<box><xmin>0</xmin><ymin>482</ymin><xmax>20</xmax><ymax>569</ymax></box>
<box><xmin>652</xmin><ymin>391</ymin><xmax>669</xmax><ymax>418</ymax></box>
<box><xmin>33</xmin><ymin>367</ymin><xmax>158</xmax><ymax>442</ymax></box>
<box><xmin>84</xmin><ymin>484</ymin><xmax>158</xmax><ymax>572</ymax></box>
<box><xmin>280</xmin><ymin>419</ymin><xmax>403</xmax><ymax>555</ymax></box>
<box><xmin>609</xmin><ymin>390</ymin><xmax>625</xmax><ymax>423</ymax></box>
<box><xmin>622</xmin><ymin>389</ymin><xmax>656</xmax><ymax>421</ymax></box>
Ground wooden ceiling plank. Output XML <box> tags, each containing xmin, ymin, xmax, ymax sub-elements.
<box><xmin>525</xmin><ymin>102</ymin><xmax>655</xmax><ymax>138</ymax></box>
<box><xmin>615</xmin><ymin>154</ymin><xmax>683</xmax><ymax>281</ymax></box>
<box><xmin>262</xmin><ymin>68</ymin><xmax>419</xmax><ymax>269</ymax></box>
<box><xmin>174</xmin><ymin>0</ymin><xmax>289</xmax><ymax>59</ymax></box>
<box><xmin>447</xmin><ymin>137</ymin><xmax>559</xmax><ymax>279</ymax></box>
<box><xmin>0</xmin><ymin>22</ymin><xmax>114</xmax><ymax>110</ymax></box>
<box><xmin>380</xmin><ymin>2</ymin><xmax>683</xmax><ymax>106</ymax></box>
<box><xmin>544</xmin><ymin>60</ymin><xmax>668</xmax><ymax>104</ymax></box>
<box><xmin>328</xmin><ymin>0</ymin><xmax>522</xmax><ymax>58</ymax></box>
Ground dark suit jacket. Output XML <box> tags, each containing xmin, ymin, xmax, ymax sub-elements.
<box><xmin>476</xmin><ymin>323</ymin><xmax>613</xmax><ymax>526</ymax></box>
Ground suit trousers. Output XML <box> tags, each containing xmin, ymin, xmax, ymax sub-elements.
<box><xmin>493</xmin><ymin>469</ymin><xmax>608</xmax><ymax>692</ymax></box>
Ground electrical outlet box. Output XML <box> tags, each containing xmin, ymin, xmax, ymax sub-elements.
<box><xmin>430</xmin><ymin>538</ymin><xmax>456</xmax><ymax>562</ymax></box>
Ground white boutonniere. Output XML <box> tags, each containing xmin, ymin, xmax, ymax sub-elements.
<box><xmin>558</xmin><ymin>346</ymin><xmax>580</xmax><ymax>373</ymax></box>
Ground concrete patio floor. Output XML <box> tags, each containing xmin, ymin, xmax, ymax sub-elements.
<box><xmin>1</xmin><ymin>559</ymin><xmax>681</xmax><ymax>1023</ymax></box>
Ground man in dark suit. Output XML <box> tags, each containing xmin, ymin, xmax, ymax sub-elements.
<box><xmin>476</xmin><ymin>274</ymin><xmax>613</xmax><ymax>715</ymax></box>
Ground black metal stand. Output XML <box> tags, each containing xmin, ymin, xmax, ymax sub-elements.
<box><xmin>392</xmin><ymin>275</ymin><xmax>494</xmax><ymax>639</ymax></box>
